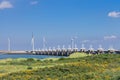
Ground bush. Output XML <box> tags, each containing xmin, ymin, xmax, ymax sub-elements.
<box><xmin>27</xmin><ymin>66</ymin><xmax>33</xmax><ymax>70</ymax></box>
<box><xmin>58</xmin><ymin>58</ymin><xmax>65</xmax><ymax>60</ymax></box>
<box><xmin>49</xmin><ymin>59</ymin><xmax>53</xmax><ymax>62</ymax></box>
<box><xmin>37</xmin><ymin>59</ymin><xmax>41</xmax><ymax>62</ymax></box>
<box><xmin>27</xmin><ymin>58</ymin><xmax>35</xmax><ymax>62</ymax></box>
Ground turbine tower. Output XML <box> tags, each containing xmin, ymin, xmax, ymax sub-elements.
<box><xmin>74</xmin><ymin>36</ymin><xmax>78</xmax><ymax>49</ymax></box>
<box><xmin>31</xmin><ymin>33</ymin><xmax>35</xmax><ymax>51</ymax></box>
<box><xmin>8</xmin><ymin>38</ymin><xmax>10</xmax><ymax>51</ymax></box>
<box><xmin>74</xmin><ymin>44</ymin><xmax>78</xmax><ymax>52</ymax></box>
<box><xmin>43</xmin><ymin>37</ymin><xmax>46</xmax><ymax>49</ymax></box>
<box><xmin>71</xmin><ymin>38</ymin><xmax>74</xmax><ymax>50</ymax></box>
<box><xmin>57</xmin><ymin>45</ymin><xmax>61</xmax><ymax>51</ymax></box>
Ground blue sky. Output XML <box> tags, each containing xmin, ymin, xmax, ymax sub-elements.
<box><xmin>0</xmin><ymin>0</ymin><xmax>120</xmax><ymax>50</ymax></box>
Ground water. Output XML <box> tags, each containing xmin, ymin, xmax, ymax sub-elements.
<box><xmin>0</xmin><ymin>53</ymin><xmax>65</xmax><ymax>59</ymax></box>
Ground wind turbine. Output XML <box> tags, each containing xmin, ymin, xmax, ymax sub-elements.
<box><xmin>31</xmin><ymin>33</ymin><xmax>35</xmax><ymax>52</ymax></box>
<box><xmin>8</xmin><ymin>38</ymin><xmax>10</xmax><ymax>51</ymax></box>
<box><xmin>57</xmin><ymin>45</ymin><xmax>61</xmax><ymax>51</ymax></box>
<box><xmin>43</xmin><ymin>37</ymin><xmax>47</xmax><ymax>50</ymax></box>
<box><xmin>71</xmin><ymin>38</ymin><xmax>74</xmax><ymax>50</ymax></box>
<box><xmin>74</xmin><ymin>36</ymin><xmax>78</xmax><ymax>48</ymax></box>
<box><xmin>74</xmin><ymin>44</ymin><xmax>78</xmax><ymax>52</ymax></box>
<box><xmin>62</xmin><ymin>45</ymin><xmax>66</xmax><ymax>51</ymax></box>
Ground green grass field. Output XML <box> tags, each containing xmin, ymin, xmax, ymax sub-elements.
<box><xmin>68</xmin><ymin>52</ymin><xmax>91</xmax><ymax>58</ymax></box>
<box><xmin>0</xmin><ymin>53</ymin><xmax>120</xmax><ymax>80</ymax></box>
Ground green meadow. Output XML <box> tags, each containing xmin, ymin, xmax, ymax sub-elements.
<box><xmin>0</xmin><ymin>53</ymin><xmax>120</xmax><ymax>80</ymax></box>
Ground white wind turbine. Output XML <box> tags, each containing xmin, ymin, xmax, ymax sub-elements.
<box><xmin>31</xmin><ymin>33</ymin><xmax>35</xmax><ymax>51</ymax></box>
<box><xmin>71</xmin><ymin>38</ymin><xmax>74</xmax><ymax>50</ymax></box>
<box><xmin>8</xmin><ymin>38</ymin><xmax>10</xmax><ymax>51</ymax></box>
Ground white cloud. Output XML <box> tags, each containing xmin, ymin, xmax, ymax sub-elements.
<box><xmin>30</xmin><ymin>1</ymin><xmax>38</xmax><ymax>5</ymax></box>
<box><xmin>104</xmin><ymin>35</ymin><xmax>117</xmax><ymax>40</ymax></box>
<box><xmin>108</xmin><ymin>11</ymin><xmax>120</xmax><ymax>18</ymax></box>
<box><xmin>0</xmin><ymin>1</ymin><xmax>13</xmax><ymax>9</ymax></box>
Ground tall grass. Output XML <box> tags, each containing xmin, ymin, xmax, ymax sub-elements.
<box><xmin>0</xmin><ymin>54</ymin><xmax>119</xmax><ymax>80</ymax></box>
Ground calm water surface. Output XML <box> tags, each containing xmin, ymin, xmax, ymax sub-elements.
<box><xmin>0</xmin><ymin>53</ymin><xmax>65</xmax><ymax>59</ymax></box>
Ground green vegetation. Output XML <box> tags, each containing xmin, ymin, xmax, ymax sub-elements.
<box><xmin>68</xmin><ymin>52</ymin><xmax>91</xmax><ymax>58</ymax></box>
<box><xmin>0</xmin><ymin>53</ymin><xmax>120</xmax><ymax>80</ymax></box>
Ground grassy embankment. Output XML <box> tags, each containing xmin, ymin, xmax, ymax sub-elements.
<box><xmin>0</xmin><ymin>53</ymin><xmax>120</xmax><ymax>80</ymax></box>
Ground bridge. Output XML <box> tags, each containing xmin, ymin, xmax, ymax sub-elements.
<box><xmin>0</xmin><ymin>50</ymin><xmax>120</xmax><ymax>56</ymax></box>
<box><xmin>32</xmin><ymin>49</ymin><xmax>78</xmax><ymax>56</ymax></box>
<box><xmin>0</xmin><ymin>47</ymin><xmax>120</xmax><ymax>56</ymax></box>
<box><xmin>29</xmin><ymin>47</ymin><xmax>120</xmax><ymax>56</ymax></box>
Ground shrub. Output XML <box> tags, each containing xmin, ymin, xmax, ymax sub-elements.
<box><xmin>58</xmin><ymin>58</ymin><xmax>65</xmax><ymax>60</ymax></box>
<box><xmin>26</xmin><ymin>58</ymin><xmax>35</xmax><ymax>62</ymax></box>
<box><xmin>27</xmin><ymin>66</ymin><xmax>33</xmax><ymax>70</ymax></box>
<box><xmin>37</xmin><ymin>59</ymin><xmax>41</xmax><ymax>62</ymax></box>
<box><xmin>49</xmin><ymin>59</ymin><xmax>53</xmax><ymax>62</ymax></box>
